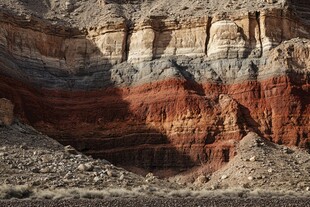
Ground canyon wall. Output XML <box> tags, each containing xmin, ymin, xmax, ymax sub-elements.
<box><xmin>0</xmin><ymin>5</ymin><xmax>309</xmax><ymax>175</ymax></box>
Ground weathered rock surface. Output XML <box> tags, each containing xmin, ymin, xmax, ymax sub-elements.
<box><xmin>0</xmin><ymin>98</ymin><xmax>14</xmax><ymax>126</ymax></box>
<box><xmin>0</xmin><ymin>0</ymin><xmax>309</xmax><ymax>175</ymax></box>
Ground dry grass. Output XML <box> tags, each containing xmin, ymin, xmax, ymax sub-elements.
<box><xmin>1</xmin><ymin>185</ymin><xmax>309</xmax><ymax>200</ymax></box>
<box><xmin>34</xmin><ymin>187</ymin><xmax>147</xmax><ymax>200</ymax></box>
<box><xmin>0</xmin><ymin>185</ymin><xmax>32</xmax><ymax>199</ymax></box>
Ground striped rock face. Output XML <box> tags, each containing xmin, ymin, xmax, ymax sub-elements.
<box><xmin>0</xmin><ymin>1</ymin><xmax>309</xmax><ymax>176</ymax></box>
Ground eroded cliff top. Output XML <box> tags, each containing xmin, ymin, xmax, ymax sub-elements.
<box><xmin>0</xmin><ymin>0</ymin><xmax>291</xmax><ymax>28</ymax></box>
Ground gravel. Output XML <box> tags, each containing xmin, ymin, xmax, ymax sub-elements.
<box><xmin>1</xmin><ymin>198</ymin><xmax>310</xmax><ymax>207</ymax></box>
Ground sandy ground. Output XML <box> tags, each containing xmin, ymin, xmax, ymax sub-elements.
<box><xmin>1</xmin><ymin>198</ymin><xmax>310</xmax><ymax>207</ymax></box>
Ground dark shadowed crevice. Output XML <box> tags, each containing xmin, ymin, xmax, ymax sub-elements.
<box><xmin>205</xmin><ymin>16</ymin><xmax>212</xmax><ymax>56</ymax></box>
<box><xmin>222</xmin><ymin>148</ymin><xmax>230</xmax><ymax>162</ymax></box>
<box><xmin>123</xmin><ymin>20</ymin><xmax>133</xmax><ymax>62</ymax></box>
<box><xmin>255</xmin><ymin>11</ymin><xmax>263</xmax><ymax>58</ymax></box>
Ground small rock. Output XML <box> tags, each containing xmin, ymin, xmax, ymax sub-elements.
<box><xmin>146</xmin><ymin>173</ymin><xmax>156</xmax><ymax>179</ymax></box>
<box><xmin>40</xmin><ymin>167</ymin><xmax>51</xmax><ymax>173</ymax></box>
<box><xmin>20</xmin><ymin>144</ymin><xmax>28</xmax><ymax>150</ymax></box>
<box><xmin>145</xmin><ymin>173</ymin><xmax>157</xmax><ymax>183</ymax></box>
<box><xmin>250</xmin><ymin>156</ymin><xmax>256</xmax><ymax>162</ymax></box>
<box><xmin>75</xmin><ymin>154</ymin><xmax>83</xmax><ymax>159</ymax></box>
<box><xmin>119</xmin><ymin>174</ymin><xmax>124</xmax><ymax>181</ymax></box>
<box><xmin>210</xmin><ymin>184</ymin><xmax>219</xmax><ymax>190</ymax></box>
<box><xmin>106</xmin><ymin>170</ymin><xmax>114</xmax><ymax>177</ymax></box>
<box><xmin>0</xmin><ymin>146</ymin><xmax>7</xmax><ymax>151</ymax></box>
<box><xmin>64</xmin><ymin>172</ymin><xmax>73</xmax><ymax>179</ymax></box>
<box><xmin>267</xmin><ymin>168</ymin><xmax>273</xmax><ymax>173</ymax></box>
<box><xmin>64</xmin><ymin>145</ymin><xmax>78</xmax><ymax>155</ymax></box>
<box><xmin>85</xmin><ymin>163</ymin><xmax>94</xmax><ymax>171</ymax></box>
<box><xmin>77</xmin><ymin>163</ymin><xmax>93</xmax><ymax>172</ymax></box>
<box><xmin>94</xmin><ymin>176</ymin><xmax>100</xmax><ymax>182</ymax></box>
<box><xmin>248</xmin><ymin>176</ymin><xmax>254</xmax><ymax>181</ymax></box>
<box><xmin>65</xmin><ymin>1</ymin><xmax>74</xmax><ymax>12</ymax></box>
<box><xmin>283</xmin><ymin>146</ymin><xmax>292</xmax><ymax>154</ymax></box>
<box><xmin>221</xmin><ymin>175</ymin><xmax>228</xmax><ymax>180</ymax></box>
<box><xmin>31</xmin><ymin>180</ymin><xmax>41</xmax><ymax>186</ymax></box>
<box><xmin>32</xmin><ymin>168</ymin><xmax>40</xmax><ymax>173</ymax></box>
<box><xmin>196</xmin><ymin>175</ymin><xmax>208</xmax><ymax>184</ymax></box>
<box><xmin>41</xmin><ymin>155</ymin><xmax>52</xmax><ymax>163</ymax></box>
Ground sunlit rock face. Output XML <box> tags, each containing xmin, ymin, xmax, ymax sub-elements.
<box><xmin>207</xmin><ymin>20</ymin><xmax>249</xmax><ymax>59</ymax></box>
<box><xmin>0</xmin><ymin>1</ymin><xmax>309</xmax><ymax>175</ymax></box>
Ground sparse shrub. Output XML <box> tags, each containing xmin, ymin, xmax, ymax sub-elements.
<box><xmin>80</xmin><ymin>190</ymin><xmax>105</xmax><ymax>199</ymax></box>
<box><xmin>0</xmin><ymin>185</ymin><xmax>33</xmax><ymax>199</ymax></box>
<box><xmin>167</xmin><ymin>189</ymin><xmax>193</xmax><ymax>198</ymax></box>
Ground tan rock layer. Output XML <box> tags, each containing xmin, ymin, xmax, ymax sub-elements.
<box><xmin>128</xmin><ymin>9</ymin><xmax>310</xmax><ymax>62</ymax></box>
<box><xmin>0</xmin><ymin>9</ymin><xmax>309</xmax><ymax>77</ymax></box>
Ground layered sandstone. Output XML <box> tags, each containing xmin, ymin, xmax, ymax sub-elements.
<box><xmin>0</xmin><ymin>0</ymin><xmax>309</xmax><ymax>175</ymax></box>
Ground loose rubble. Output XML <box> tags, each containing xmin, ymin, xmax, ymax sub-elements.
<box><xmin>0</xmin><ymin>122</ymin><xmax>179</xmax><ymax>193</ymax></box>
<box><xmin>202</xmin><ymin>132</ymin><xmax>310</xmax><ymax>192</ymax></box>
<box><xmin>1</xmin><ymin>123</ymin><xmax>310</xmax><ymax>199</ymax></box>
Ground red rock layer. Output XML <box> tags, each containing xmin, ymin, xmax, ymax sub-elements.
<box><xmin>0</xmin><ymin>74</ymin><xmax>309</xmax><ymax>175</ymax></box>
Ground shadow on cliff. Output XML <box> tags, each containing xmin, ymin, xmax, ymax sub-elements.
<box><xmin>0</xmin><ymin>27</ymin><xmax>196</xmax><ymax>178</ymax></box>
<box><xmin>239</xmin><ymin>104</ymin><xmax>264</xmax><ymax>138</ymax></box>
<box><xmin>55</xmin><ymin>92</ymin><xmax>196</xmax><ymax>177</ymax></box>
<box><xmin>172</xmin><ymin>59</ymin><xmax>206</xmax><ymax>96</ymax></box>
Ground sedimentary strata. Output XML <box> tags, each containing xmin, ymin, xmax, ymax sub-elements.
<box><xmin>0</xmin><ymin>0</ymin><xmax>309</xmax><ymax>174</ymax></box>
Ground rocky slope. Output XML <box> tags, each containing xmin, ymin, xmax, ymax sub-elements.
<box><xmin>0</xmin><ymin>122</ymin><xmax>143</xmax><ymax>190</ymax></box>
<box><xmin>0</xmin><ymin>0</ymin><xmax>309</xmax><ymax>176</ymax></box>
<box><xmin>203</xmin><ymin>132</ymin><xmax>310</xmax><ymax>191</ymax></box>
<box><xmin>0</xmin><ymin>101</ymin><xmax>179</xmax><ymax>196</ymax></box>
<box><xmin>2</xmin><ymin>119</ymin><xmax>310</xmax><ymax>200</ymax></box>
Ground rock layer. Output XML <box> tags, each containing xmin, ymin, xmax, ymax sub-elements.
<box><xmin>0</xmin><ymin>98</ymin><xmax>14</xmax><ymax>126</ymax></box>
<box><xmin>0</xmin><ymin>72</ymin><xmax>308</xmax><ymax>174</ymax></box>
<box><xmin>0</xmin><ymin>1</ymin><xmax>309</xmax><ymax>175</ymax></box>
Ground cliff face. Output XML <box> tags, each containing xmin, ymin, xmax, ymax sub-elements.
<box><xmin>0</xmin><ymin>0</ymin><xmax>309</xmax><ymax>175</ymax></box>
